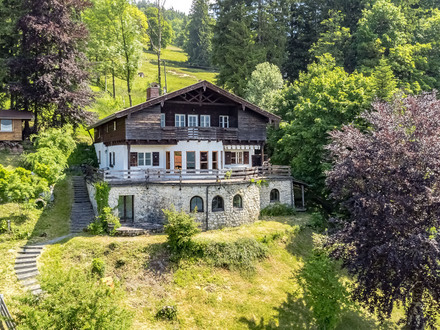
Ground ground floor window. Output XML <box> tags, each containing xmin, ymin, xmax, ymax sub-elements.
<box><xmin>118</xmin><ymin>195</ymin><xmax>133</xmax><ymax>222</ymax></box>
<box><xmin>200</xmin><ymin>151</ymin><xmax>208</xmax><ymax>170</ymax></box>
<box><xmin>187</xmin><ymin>151</ymin><xmax>196</xmax><ymax>170</ymax></box>
<box><xmin>174</xmin><ymin>151</ymin><xmax>182</xmax><ymax>169</ymax></box>
<box><xmin>212</xmin><ymin>195</ymin><xmax>224</xmax><ymax>212</ymax></box>
<box><xmin>233</xmin><ymin>194</ymin><xmax>243</xmax><ymax>209</ymax></box>
<box><xmin>0</xmin><ymin>119</ymin><xmax>12</xmax><ymax>132</ymax></box>
<box><xmin>270</xmin><ymin>189</ymin><xmax>280</xmax><ymax>203</ymax></box>
<box><xmin>190</xmin><ymin>196</ymin><xmax>204</xmax><ymax>212</ymax></box>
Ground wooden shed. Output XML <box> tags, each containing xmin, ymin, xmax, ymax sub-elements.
<box><xmin>0</xmin><ymin>110</ymin><xmax>34</xmax><ymax>141</ymax></box>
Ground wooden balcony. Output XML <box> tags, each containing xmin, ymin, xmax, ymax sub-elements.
<box><xmin>161</xmin><ymin>127</ymin><xmax>239</xmax><ymax>141</ymax></box>
<box><xmin>99</xmin><ymin>165</ymin><xmax>291</xmax><ymax>185</ymax></box>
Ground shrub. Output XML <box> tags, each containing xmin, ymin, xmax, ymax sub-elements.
<box><xmin>309</xmin><ymin>212</ymin><xmax>327</xmax><ymax>230</ymax></box>
<box><xmin>95</xmin><ymin>181</ymin><xmax>110</xmax><ymax>213</ymax></box>
<box><xmin>87</xmin><ymin>207</ymin><xmax>121</xmax><ymax>236</ymax></box>
<box><xmin>155</xmin><ymin>305</ymin><xmax>177</xmax><ymax>320</ymax></box>
<box><xmin>15</xmin><ymin>267</ymin><xmax>132</xmax><ymax>329</ymax></box>
<box><xmin>163</xmin><ymin>206</ymin><xmax>201</xmax><ymax>255</ymax></box>
<box><xmin>0</xmin><ymin>165</ymin><xmax>49</xmax><ymax>203</ymax></box>
<box><xmin>91</xmin><ymin>258</ymin><xmax>106</xmax><ymax>278</ymax></box>
<box><xmin>31</xmin><ymin>125</ymin><xmax>76</xmax><ymax>158</ymax></box>
<box><xmin>297</xmin><ymin>252</ymin><xmax>349</xmax><ymax>329</ymax></box>
<box><xmin>25</xmin><ymin>148</ymin><xmax>67</xmax><ymax>185</ymax></box>
<box><xmin>260</xmin><ymin>203</ymin><xmax>296</xmax><ymax>216</ymax></box>
<box><xmin>0</xmin><ymin>220</ymin><xmax>8</xmax><ymax>234</ymax></box>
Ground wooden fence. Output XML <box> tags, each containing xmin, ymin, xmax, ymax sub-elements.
<box><xmin>101</xmin><ymin>165</ymin><xmax>291</xmax><ymax>184</ymax></box>
<box><xmin>0</xmin><ymin>294</ymin><xmax>15</xmax><ymax>330</ymax></box>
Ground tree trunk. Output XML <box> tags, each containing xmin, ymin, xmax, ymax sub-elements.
<box><xmin>112</xmin><ymin>67</ymin><xmax>116</xmax><ymax>99</ymax></box>
<box><xmin>407</xmin><ymin>287</ymin><xmax>426</xmax><ymax>330</ymax></box>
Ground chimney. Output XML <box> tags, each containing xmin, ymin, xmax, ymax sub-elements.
<box><xmin>146</xmin><ymin>82</ymin><xmax>160</xmax><ymax>100</ymax></box>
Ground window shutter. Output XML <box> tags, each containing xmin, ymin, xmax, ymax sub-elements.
<box><xmin>153</xmin><ymin>152</ymin><xmax>160</xmax><ymax>166</ymax></box>
<box><xmin>130</xmin><ymin>152</ymin><xmax>138</xmax><ymax>167</ymax></box>
<box><xmin>244</xmin><ymin>151</ymin><xmax>249</xmax><ymax>165</ymax></box>
<box><xmin>225</xmin><ymin>152</ymin><xmax>231</xmax><ymax>165</ymax></box>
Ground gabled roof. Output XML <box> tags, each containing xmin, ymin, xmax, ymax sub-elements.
<box><xmin>0</xmin><ymin>110</ymin><xmax>34</xmax><ymax>120</ymax></box>
<box><xmin>89</xmin><ymin>80</ymin><xmax>281</xmax><ymax>129</ymax></box>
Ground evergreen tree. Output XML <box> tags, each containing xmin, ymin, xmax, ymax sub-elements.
<box><xmin>371</xmin><ymin>58</ymin><xmax>398</xmax><ymax>100</ymax></box>
<box><xmin>184</xmin><ymin>0</ymin><xmax>213</xmax><ymax>67</ymax></box>
<box><xmin>9</xmin><ymin>0</ymin><xmax>93</xmax><ymax>130</ymax></box>
<box><xmin>212</xmin><ymin>0</ymin><xmax>263</xmax><ymax>96</ymax></box>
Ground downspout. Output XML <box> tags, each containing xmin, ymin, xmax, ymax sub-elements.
<box><xmin>205</xmin><ymin>185</ymin><xmax>209</xmax><ymax>231</ymax></box>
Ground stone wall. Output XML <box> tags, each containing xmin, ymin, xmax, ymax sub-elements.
<box><xmin>86</xmin><ymin>182</ymin><xmax>98</xmax><ymax>216</ymax></box>
<box><xmin>87</xmin><ymin>178</ymin><xmax>294</xmax><ymax>230</ymax></box>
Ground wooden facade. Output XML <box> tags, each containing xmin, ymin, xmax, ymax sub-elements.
<box><xmin>91</xmin><ymin>81</ymin><xmax>280</xmax><ymax>146</ymax></box>
<box><xmin>0</xmin><ymin>110</ymin><xmax>34</xmax><ymax>142</ymax></box>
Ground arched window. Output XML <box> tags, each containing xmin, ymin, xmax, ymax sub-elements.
<box><xmin>233</xmin><ymin>194</ymin><xmax>243</xmax><ymax>209</ymax></box>
<box><xmin>212</xmin><ymin>196</ymin><xmax>224</xmax><ymax>212</ymax></box>
<box><xmin>190</xmin><ymin>196</ymin><xmax>204</xmax><ymax>212</ymax></box>
<box><xmin>270</xmin><ymin>189</ymin><xmax>280</xmax><ymax>203</ymax></box>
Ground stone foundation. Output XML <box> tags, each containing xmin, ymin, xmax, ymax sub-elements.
<box><xmin>86</xmin><ymin>178</ymin><xmax>294</xmax><ymax>230</ymax></box>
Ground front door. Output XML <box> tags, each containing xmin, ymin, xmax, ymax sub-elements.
<box><xmin>166</xmin><ymin>151</ymin><xmax>170</xmax><ymax>170</ymax></box>
<box><xmin>118</xmin><ymin>195</ymin><xmax>133</xmax><ymax>223</ymax></box>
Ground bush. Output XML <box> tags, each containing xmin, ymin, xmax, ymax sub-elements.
<box><xmin>0</xmin><ymin>219</ymin><xmax>8</xmax><ymax>234</ymax></box>
<box><xmin>163</xmin><ymin>206</ymin><xmax>201</xmax><ymax>255</ymax></box>
<box><xmin>260</xmin><ymin>203</ymin><xmax>296</xmax><ymax>216</ymax></box>
<box><xmin>156</xmin><ymin>305</ymin><xmax>177</xmax><ymax>320</ymax></box>
<box><xmin>0</xmin><ymin>165</ymin><xmax>49</xmax><ymax>203</ymax></box>
<box><xmin>87</xmin><ymin>207</ymin><xmax>121</xmax><ymax>236</ymax></box>
<box><xmin>91</xmin><ymin>258</ymin><xmax>106</xmax><ymax>278</ymax></box>
<box><xmin>297</xmin><ymin>252</ymin><xmax>349</xmax><ymax>329</ymax></box>
<box><xmin>95</xmin><ymin>181</ymin><xmax>110</xmax><ymax>213</ymax></box>
<box><xmin>15</xmin><ymin>267</ymin><xmax>132</xmax><ymax>329</ymax></box>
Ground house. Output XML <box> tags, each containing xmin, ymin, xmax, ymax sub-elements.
<box><xmin>88</xmin><ymin>81</ymin><xmax>306</xmax><ymax>230</ymax></box>
<box><xmin>0</xmin><ymin>110</ymin><xmax>33</xmax><ymax>142</ymax></box>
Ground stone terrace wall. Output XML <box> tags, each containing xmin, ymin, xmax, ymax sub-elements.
<box><xmin>87</xmin><ymin>178</ymin><xmax>294</xmax><ymax>230</ymax></box>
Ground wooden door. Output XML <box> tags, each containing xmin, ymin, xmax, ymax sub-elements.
<box><xmin>166</xmin><ymin>151</ymin><xmax>170</xmax><ymax>169</ymax></box>
<box><xmin>174</xmin><ymin>151</ymin><xmax>182</xmax><ymax>169</ymax></box>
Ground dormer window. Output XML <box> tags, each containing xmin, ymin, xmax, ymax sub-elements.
<box><xmin>219</xmin><ymin>115</ymin><xmax>229</xmax><ymax>128</ymax></box>
<box><xmin>175</xmin><ymin>114</ymin><xmax>185</xmax><ymax>127</ymax></box>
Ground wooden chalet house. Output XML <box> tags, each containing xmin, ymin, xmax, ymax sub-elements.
<box><xmin>89</xmin><ymin>81</ymin><xmax>306</xmax><ymax>230</ymax></box>
<box><xmin>0</xmin><ymin>110</ymin><xmax>33</xmax><ymax>142</ymax></box>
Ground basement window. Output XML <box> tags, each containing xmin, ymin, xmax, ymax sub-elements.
<box><xmin>212</xmin><ymin>195</ymin><xmax>224</xmax><ymax>212</ymax></box>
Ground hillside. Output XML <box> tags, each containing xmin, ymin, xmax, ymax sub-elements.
<box><xmin>89</xmin><ymin>46</ymin><xmax>218</xmax><ymax>119</ymax></box>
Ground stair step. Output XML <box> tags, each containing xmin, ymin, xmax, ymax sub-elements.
<box><xmin>21</xmin><ymin>278</ymin><xmax>38</xmax><ymax>286</ymax></box>
<box><xmin>32</xmin><ymin>289</ymin><xmax>43</xmax><ymax>295</ymax></box>
<box><xmin>22</xmin><ymin>245</ymin><xmax>44</xmax><ymax>250</ymax></box>
<box><xmin>28</xmin><ymin>284</ymin><xmax>41</xmax><ymax>291</ymax></box>
<box><xmin>16</xmin><ymin>267</ymin><xmax>38</xmax><ymax>275</ymax></box>
<box><xmin>15</xmin><ymin>262</ymin><xmax>37</xmax><ymax>270</ymax></box>
<box><xmin>18</xmin><ymin>251</ymin><xmax>41</xmax><ymax>255</ymax></box>
<box><xmin>17</xmin><ymin>271</ymin><xmax>39</xmax><ymax>280</ymax></box>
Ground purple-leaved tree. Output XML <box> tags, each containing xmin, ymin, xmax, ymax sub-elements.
<box><xmin>326</xmin><ymin>93</ymin><xmax>440</xmax><ymax>329</ymax></box>
<box><xmin>9</xmin><ymin>0</ymin><xmax>94</xmax><ymax>131</ymax></box>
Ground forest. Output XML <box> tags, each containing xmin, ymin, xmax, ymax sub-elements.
<box><xmin>1</xmin><ymin>0</ymin><xmax>440</xmax><ymax>328</ymax></box>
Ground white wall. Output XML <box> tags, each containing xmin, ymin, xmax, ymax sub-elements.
<box><xmin>94</xmin><ymin>143</ymin><xmax>128</xmax><ymax>171</ymax></box>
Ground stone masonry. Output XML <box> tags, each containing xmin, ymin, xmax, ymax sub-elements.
<box><xmin>87</xmin><ymin>178</ymin><xmax>294</xmax><ymax>230</ymax></box>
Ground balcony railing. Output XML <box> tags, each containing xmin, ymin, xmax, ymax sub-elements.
<box><xmin>99</xmin><ymin>165</ymin><xmax>291</xmax><ymax>184</ymax></box>
<box><xmin>161</xmin><ymin>127</ymin><xmax>239</xmax><ymax>140</ymax></box>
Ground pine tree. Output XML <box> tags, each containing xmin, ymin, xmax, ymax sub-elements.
<box><xmin>212</xmin><ymin>0</ymin><xmax>263</xmax><ymax>96</ymax></box>
<box><xmin>184</xmin><ymin>0</ymin><xmax>212</xmax><ymax>67</ymax></box>
<box><xmin>9</xmin><ymin>0</ymin><xmax>93</xmax><ymax>130</ymax></box>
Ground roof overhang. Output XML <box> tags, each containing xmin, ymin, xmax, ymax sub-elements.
<box><xmin>0</xmin><ymin>110</ymin><xmax>34</xmax><ymax>120</ymax></box>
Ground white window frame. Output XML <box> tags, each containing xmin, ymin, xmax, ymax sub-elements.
<box><xmin>219</xmin><ymin>115</ymin><xmax>229</xmax><ymax>128</ymax></box>
<box><xmin>138</xmin><ymin>152</ymin><xmax>152</xmax><ymax>167</ymax></box>
<box><xmin>175</xmin><ymin>114</ymin><xmax>186</xmax><ymax>127</ymax></box>
<box><xmin>188</xmin><ymin>115</ymin><xmax>198</xmax><ymax>127</ymax></box>
<box><xmin>160</xmin><ymin>113</ymin><xmax>165</xmax><ymax>128</ymax></box>
<box><xmin>200</xmin><ymin>115</ymin><xmax>211</xmax><ymax>127</ymax></box>
<box><xmin>0</xmin><ymin>119</ymin><xmax>12</xmax><ymax>132</ymax></box>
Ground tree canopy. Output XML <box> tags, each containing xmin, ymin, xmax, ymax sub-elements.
<box><xmin>327</xmin><ymin>93</ymin><xmax>440</xmax><ymax>328</ymax></box>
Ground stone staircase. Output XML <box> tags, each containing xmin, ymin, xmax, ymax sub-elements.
<box><xmin>15</xmin><ymin>245</ymin><xmax>44</xmax><ymax>295</ymax></box>
<box><xmin>70</xmin><ymin>176</ymin><xmax>95</xmax><ymax>233</ymax></box>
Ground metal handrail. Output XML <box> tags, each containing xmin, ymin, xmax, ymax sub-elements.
<box><xmin>0</xmin><ymin>294</ymin><xmax>15</xmax><ymax>330</ymax></box>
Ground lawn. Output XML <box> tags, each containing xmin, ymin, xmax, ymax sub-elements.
<box><xmin>34</xmin><ymin>215</ymin><xmax>390</xmax><ymax>329</ymax></box>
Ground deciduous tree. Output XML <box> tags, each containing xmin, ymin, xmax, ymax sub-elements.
<box><xmin>327</xmin><ymin>93</ymin><xmax>440</xmax><ymax>329</ymax></box>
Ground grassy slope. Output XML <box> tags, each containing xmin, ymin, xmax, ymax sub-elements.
<box><xmin>37</xmin><ymin>214</ymin><xmax>389</xmax><ymax>329</ymax></box>
<box><xmin>89</xmin><ymin>46</ymin><xmax>218</xmax><ymax>119</ymax></box>
<box><xmin>0</xmin><ymin>176</ymin><xmax>72</xmax><ymax>302</ymax></box>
